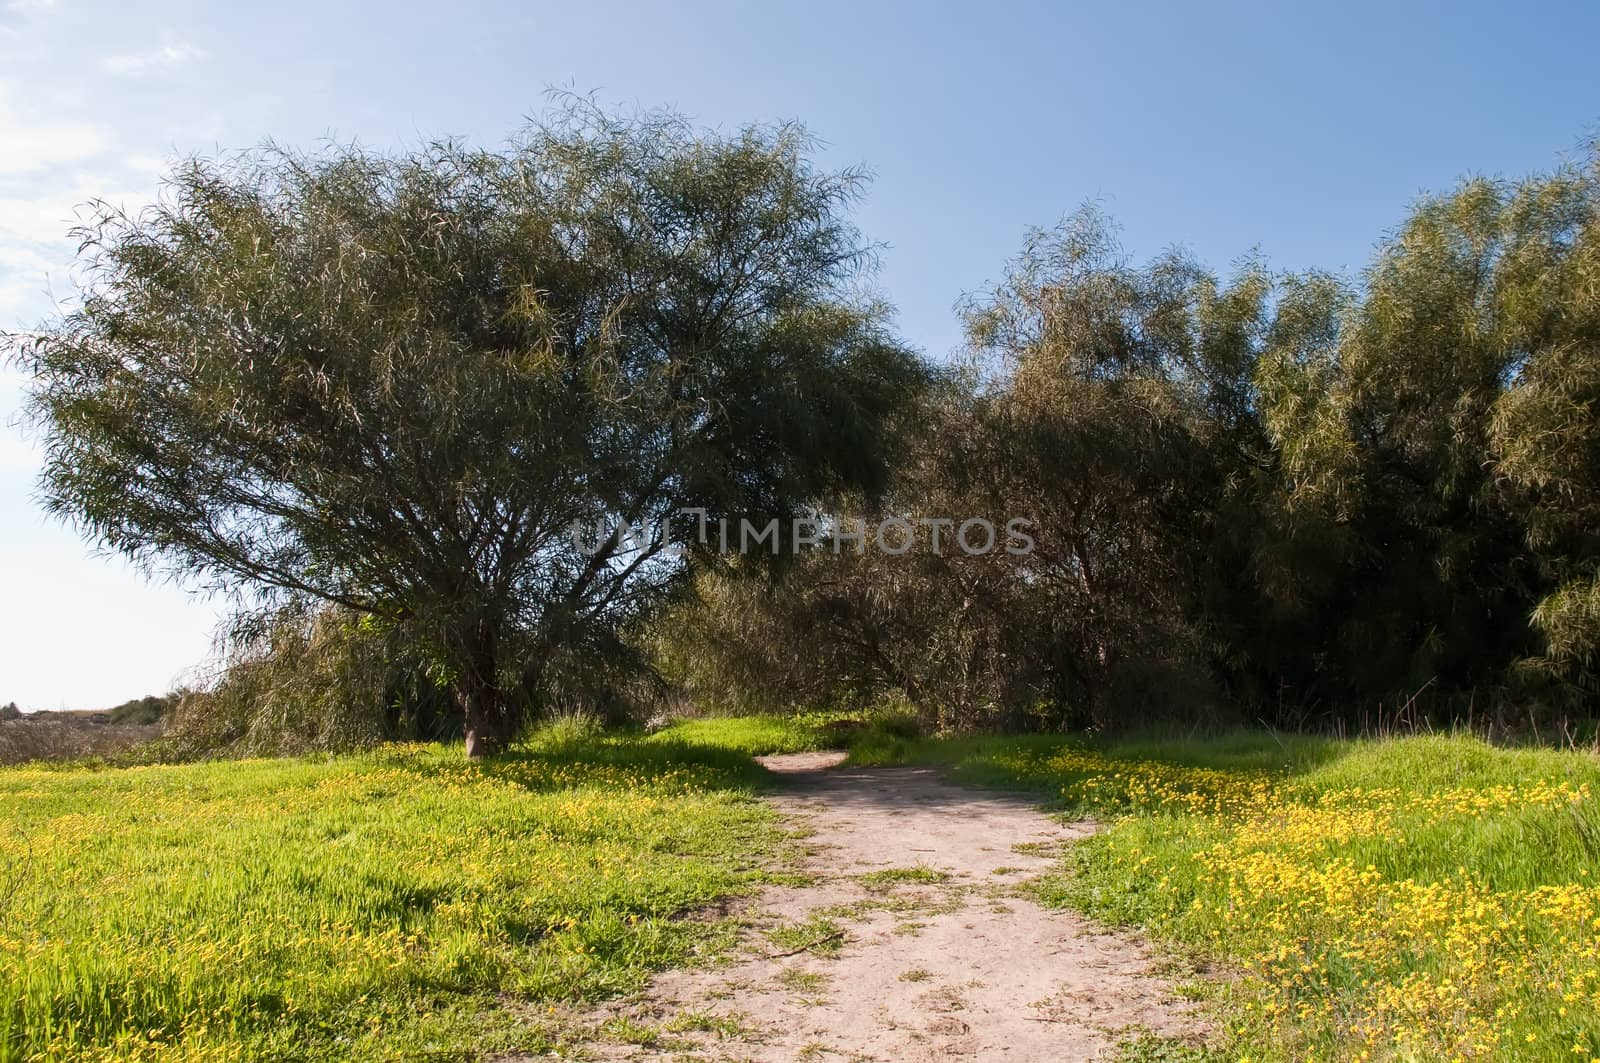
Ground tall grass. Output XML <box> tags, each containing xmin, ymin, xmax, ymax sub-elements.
<box><xmin>0</xmin><ymin>717</ymin><xmax>162</xmax><ymax>767</ymax></box>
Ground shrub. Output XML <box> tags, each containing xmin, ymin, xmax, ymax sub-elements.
<box><xmin>105</xmin><ymin>693</ymin><xmax>176</xmax><ymax>725</ymax></box>
<box><xmin>165</xmin><ymin>603</ymin><xmax>457</xmax><ymax>758</ymax></box>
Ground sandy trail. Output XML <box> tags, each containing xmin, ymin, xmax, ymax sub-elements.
<box><xmin>574</xmin><ymin>751</ymin><xmax>1206</xmax><ymax>1061</ymax></box>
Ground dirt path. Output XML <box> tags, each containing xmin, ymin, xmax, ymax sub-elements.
<box><xmin>572</xmin><ymin>752</ymin><xmax>1207</xmax><ymax>1061</ymax></box>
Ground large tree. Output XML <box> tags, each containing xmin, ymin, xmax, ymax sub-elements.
<box><xmin>1258</xmin><ymin>151</ymin><xmax>1600</xmax><ymax>716</ymax></box>
<box><xmin>1487</xmin><ymin>157</ymin><xmax>1600</xmax><ymax>700</ymax></box>
<box><xmin>9</xmin><ymin>104</ymin><xmax>923</xmax><ymax>756</ymax></box>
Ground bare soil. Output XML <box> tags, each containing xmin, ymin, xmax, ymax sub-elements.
<box><xmin>565</xmin><ymin>751</ymin><xmax>1208</xmax><ymax>1061</ymax></box>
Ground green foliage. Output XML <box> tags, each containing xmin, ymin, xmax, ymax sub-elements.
<box><xmin>162</xmin><ymin>601</ymin><xmax>457</xmax><ymax>758</ymax></box>
<box><xmin>1494</xmin><ymin>334</ymin><xmax>1600</xmax><ymax>695</ymax></box>
<box><xmin>525</xmin><ymin>708</ymin><xmax>606</xmax><ymax>747</ymax></box>
<box><xmin>655</xmin><ymin>208</ymin><xmax>1268</xmax><ymax>730</ymax></box>
<box><xmin>658</xmin><ymin>144</ymin><xmax>1600</xmax><ymax>731</ymax></box>
<box><xmin>1258</xmin><ymin>152</ymin><xmax>1600</xmax><ymax>716</ymax></box>
<box><xmin>13</xmin><ymin>102</ymin><xmax>1600</xmax><ymax>743</ymax></box>
<box><xmin>0</xmin><ymin>734</ymin><xmax>787</xmax><ymax>1060</ymax></box>
<box><xmin>104</xmin><ymin>693</ymin><xmax>177</xmax><ymax>725</ymax></box>
<box><xmin>8</xmin><ymin>100</ymin><xmax>925</xmax><ymax>756</ymax></box>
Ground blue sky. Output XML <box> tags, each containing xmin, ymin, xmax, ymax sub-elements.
<box><xmin>3</xmin><ymin>0</ymin><xmax>1598</xmax><ymax>708</ymax></box>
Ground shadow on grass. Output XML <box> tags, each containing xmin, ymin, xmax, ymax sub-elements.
<box><xmin>372</xmin><ymin>732</ymin><xmax>780</xmax><ymax>796</ymax></box>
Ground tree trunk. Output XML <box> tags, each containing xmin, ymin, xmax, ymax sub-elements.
<box><xmin>457</xmin><ymin>632</ymin><xmax>514</xmax><ymax>759</ymax></box>
<box><xmin>462</xmin><ymin>682</ymin><xmax>513</xmax><ymax>759</ymax></box>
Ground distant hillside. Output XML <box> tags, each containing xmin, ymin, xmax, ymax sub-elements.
<box><xmin>0</xmin><ymin>693</ymin><xmax>175</xmax><ymax>763</ymax></box>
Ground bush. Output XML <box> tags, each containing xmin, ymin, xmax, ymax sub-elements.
<box><xmin>165</xmin><ymin>603</ymin><xmax>458</xmax><ymax>758</ymax></box>
<box><xmin>105</xmin><ymin>693</ymin><xmax>176</xmax><ymax>725</ymax></box>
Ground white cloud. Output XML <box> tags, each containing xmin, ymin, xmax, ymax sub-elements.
<box><xmin>0</xmin><ymin>175</ymin><xmax>165</xmax><ymax>327</ymax></box>
<box><xmin>122</xmin><ymin>152</ymin><xmax>172</xmax><ymax>179</ymax></box>
<box><xmin>0</xmin><ymin>160</ymin><xmax>166</xmax><ymax>327</ymax></box>
<box><xmin>0</xmin><ymin>88</ymin><xmax>108</xmax><ymax>174</ymax></box>
<box><xmin>0</xmin><ymin>179</ymin><xmax>101</xmax><ymax>244</ymax></box>
<box><xmin>0</xmin><ymin>118</ymin><xmax>105</xmax><ymax>172</ymax></box>
<box><xmin>99</xmin><ymin>41</ymin><xmax>206</xmax><ymax>77</ymax></box>
<box><xmin>5</xmin><ymin>0</ymin><xmax>59</xmax><ymax>13</ymax></box>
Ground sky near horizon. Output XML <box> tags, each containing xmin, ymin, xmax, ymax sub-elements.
<box><xmin>2</xmin><ymin>0</ymin><xmax>1598</xmax><ymax>709</ymax></box>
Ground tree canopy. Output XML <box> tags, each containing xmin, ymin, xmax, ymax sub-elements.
<box><xmin>11</xmin><ymin>104</ymin><xmax>925</xmax><ymax>755</ymax></box>
<box><xmin>663</xmin><ymin>147</ymin><xmax>1600</xmax><ymax>733</ymax></box>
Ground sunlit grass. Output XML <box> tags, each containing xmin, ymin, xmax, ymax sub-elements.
<box><xmin>650</xmin><ymin>707</ymin><xmax>921</xmax><ymax>758</ymax></box>
<box><xmin>13</xmin><ymin>711</ymin><xmax>1591</xmax><ymax>1060</ymax></box>
<box><xmin>647</xmin><ymin>711</ymin><xmax>850</xmax><ymax>757</ymax></box>
<box><xmin>861</xmin><ymin>731</ymin><xmax>1600</xmax><ymax>1061</ymax></box>
<box><xmin>0</xmin><ymin>732</ymin><xmax>786</xmax><ymax>1061</ymax></box>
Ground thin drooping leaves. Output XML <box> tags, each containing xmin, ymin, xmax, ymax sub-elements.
<box><xmin>9</xmin><ymin>103</ymin><xmax>925</xmax><ymax>754</ymax></box>
<box><xmin>661</xmin><ymin>147</ymin><xmax>1600</xmax><ymax>730</ymax></box>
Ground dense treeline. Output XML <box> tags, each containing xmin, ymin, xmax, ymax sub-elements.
<box><xmin>10</xmin><ymin>107</ymin><xmax>1599</xmax><ymax>751</ymax></box>
<box><xmin>662</xmin><ymin>154</ymin><xmax>1600</xmax><ymax>733</ymax></box>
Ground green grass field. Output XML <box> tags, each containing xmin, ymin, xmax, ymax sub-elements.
<box><xmin>854</xmin><ymin>729</ymin><xmax>1600</xmax><ymax>1062</ymax></box>
<box><xmin>0</xmin><ymin>730</ymin><xmax>791</xmax><ymax>1061</ymax></box>
<box><xmin>4</xmin><ymin>715</ymin><xmax>1599</xmax><ymax>1061</ymax></box>
<box><xmin>642</xmin><ymin>709</ymin><xmax>920</xmax><ymax>758</ymax></box>
<box><xmin>644</xmin><ymin>712</ymin><xmax>848</xmax><ymax>757</ymax></box>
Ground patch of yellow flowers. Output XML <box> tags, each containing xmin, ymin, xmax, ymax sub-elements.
<box><xmin>1031</xmin><ymin>743</ymin><xmax>1600</xmax><ymax>1061</ymax></box>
